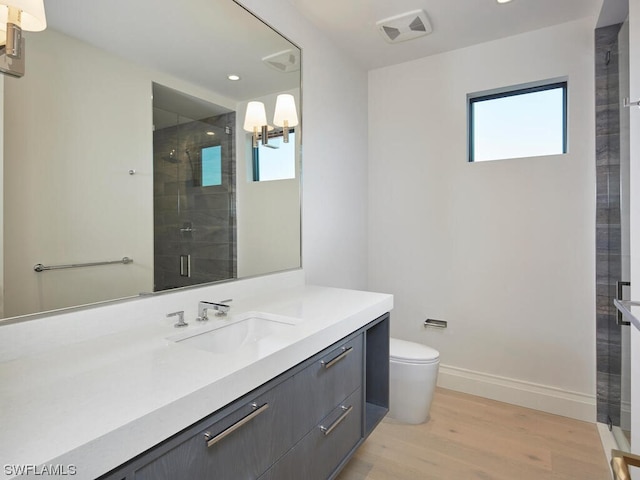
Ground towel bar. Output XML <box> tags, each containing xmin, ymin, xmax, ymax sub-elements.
<box><xmin>34</xmin><ymin>257</ymin><xmax>133</xmax><ymax>272</ymax></box>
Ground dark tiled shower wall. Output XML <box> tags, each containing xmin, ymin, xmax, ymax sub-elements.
<box><xmin>153</xmin><ymin>112</ymin><xmax>237</xmax><ymax>291</ymax></box>
<box><xmin>595</xmin><ymin>24</ymin><xmax>623</xmax><ymax>426</ymax></box>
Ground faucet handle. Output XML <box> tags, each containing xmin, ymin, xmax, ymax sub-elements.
<box><xmin>214</xmin><ymin>299</ymin><xmax>232</xmax><ymax>316</ymax></box>
<box><xmin>168</xmin><ymin>310</ymin><xmax>188</xmax><ymax>328</ymax></box>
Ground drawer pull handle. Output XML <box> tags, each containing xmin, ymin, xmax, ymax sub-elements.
<box><xmin>204</xmin><ymin>402</ymin><xmax>269</xmax><ymax>448</ymax></box>
<box><xmin>320</xmin><ymin>405</ymin><xmax>353</xmax><ymax>436</ymax></box>
<box><xmin>321</xmin><ymin>346</ymin><xmax>353</xmax><ymax>369</ymax></box>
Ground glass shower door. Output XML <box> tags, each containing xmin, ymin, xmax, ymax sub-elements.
<box><xmin>173</xmin><ymin>115</ymin><xmax>237</xmax><ymax>288</ymax></box>
<box><xmin>616</xmin><ymin>17</ymin><xmax>632</xmax><ymax>449</ymax></box>
<box><xmin>152</xmin><ymin>99</ymin><xmax>237</xmax><ymax>292</ymax></box>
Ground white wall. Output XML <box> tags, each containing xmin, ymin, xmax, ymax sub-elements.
<box><xmin>368</xmin><ymin>18</ymin><xmax>597</xmax><ymax>420</ymax></box>
<box><xmin>4</xmin><ymin>30</ymin><xmax>155</xmax><ymax>317</ymax></box>
<box><xmin>237</xmin><ymin>0</ymin><xmax>370</xmax><ymax>290</ymax></box>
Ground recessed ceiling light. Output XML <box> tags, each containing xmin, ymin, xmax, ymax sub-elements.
<box><xmin>206</xmin><ymin>131</ymin><xmax>215</xmax><ymax>136</ymax></box>
<box><xmin>227</xmin><ymin>74</ymin><xmax>241</xmax><ymax>81</ymax></box>
<box><xmin>497</xmin><ymin>0</ymin><xmax>513</xmax><ymax>3</ymax></box>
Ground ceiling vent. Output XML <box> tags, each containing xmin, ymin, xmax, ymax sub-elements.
<box><xmin>262</xmin><ymin>49</ymin><xmax>300</xmax><ymax>73</ymax></box>
<box><xmin>376</xmin><ymin>10</ymin><xmax>432</xmax><ymax>44</ymax></box>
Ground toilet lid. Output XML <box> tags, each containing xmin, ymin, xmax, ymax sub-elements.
<box><xmin>390</xmin><ymin>338</ymin><xmax>440</xmax><ymax>363</ymax></box>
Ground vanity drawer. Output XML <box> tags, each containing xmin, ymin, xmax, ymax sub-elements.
<box><xmin>132</xmin><ymin>377</ymin><xmax>295</xmax><ymax>480</ymax></box>
<box><xmin>293</xmin><ymin>334</ymin><xmax>363</xmax><ymax>437</ymax></box>
<box><xmin>260</xmin><ymin>388</ymin><xmax>363</xmax><ymax>480</ymax></box>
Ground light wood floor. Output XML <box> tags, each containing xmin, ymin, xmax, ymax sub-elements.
<box><xmin>338</xmin><ymin>388</ymin><xmax>610</xmax><ymax>480</ymax></box>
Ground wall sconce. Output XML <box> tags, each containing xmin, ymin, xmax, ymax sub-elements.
<box><xmin>0</xmin><ymin>0</ymin><xmax>47</xmax><ymax>77</ymax></box>
<box><xmin>244</xmin><ymin>95</ymin><xmax>298</xmax><ymax>148</ymax></box>
<box><xmin>243</xmin><ymin>101</ymin><xmax>271</xmax><ymax>148</ymax></box>
<box><xmin>273</xmin><ymin>94</ymin><xmax>299</xmax><ymax>144</ymax></box>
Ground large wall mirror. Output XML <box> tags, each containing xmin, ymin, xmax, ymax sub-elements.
<box><xmin>2</xmin><ymin>0</ymin><xmax>301</xmax><ymax>320</ymax></box>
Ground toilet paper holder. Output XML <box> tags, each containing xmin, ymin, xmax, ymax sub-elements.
<box><xmin>424</xmin><ymin>318</ymin><xmax>447</xmax><ymax>329</ymax></box>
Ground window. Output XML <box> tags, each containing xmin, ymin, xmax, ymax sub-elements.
<box><xmin>252</xmin><ymin>131</ymin><xmax>296</xmax><ymax>181</ymax></box>
<box><xmin>201</xmin><ymin>145</ymin><xmax>222</xmax><ymax>186</ymax></box>
<box><xmin>468</xmin><ymin>81</ymin><xmax>567</xmax><ymax>162</ymax></box>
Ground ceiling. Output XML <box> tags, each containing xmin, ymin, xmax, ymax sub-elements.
<box><xmin>44</xmin><ymin>0</ymin><xmax>300</xmax><ymax>103</ymax></box>
<box><xmin>289</xmin><ymin>0</ymin><xmax>606</xmax><ymax>70</ymax></box>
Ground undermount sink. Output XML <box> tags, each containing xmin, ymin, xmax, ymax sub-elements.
<box><xmin>169</xmin><ymin>312</ymin><xmax>299</xmax><ymax>354</ymax></box>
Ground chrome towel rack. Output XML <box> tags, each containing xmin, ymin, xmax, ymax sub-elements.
<box><xmin>34</xmin><ymin>257</ymin><xmax>133</xmax><ymax>272</ymax></box>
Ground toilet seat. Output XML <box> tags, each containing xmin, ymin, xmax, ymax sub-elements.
<box><xmin>390</xmin><ymin>338</ymin><xmax>439</xmax><ymax>365</ymax></box>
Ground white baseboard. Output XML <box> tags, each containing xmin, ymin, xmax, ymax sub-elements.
<box><xmin>437</xmin><ymin>364</ymin><xmax>596</xmax><ymax>422</ymax></box>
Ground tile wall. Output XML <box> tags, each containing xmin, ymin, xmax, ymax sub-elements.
<box><xmin>595</xmin><ymin>23</ymin><xmax>623</xmax><ymax>426</ymax></box>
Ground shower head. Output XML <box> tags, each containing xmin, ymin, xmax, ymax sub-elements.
<box><xmin>162</xmin><ymin>149</ymin><xmax>180</xmax><ymax>163</ymax></box>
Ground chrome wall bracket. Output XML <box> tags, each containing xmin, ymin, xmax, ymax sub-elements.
<box><xmin>623</xmin><ymin>97</ymin><xmax>640</xmax><ymax>108</ymax></box>
<box><xmin>0</xmin><ymin>37</ymin><xmax>25</xmax><ymax>78</ymax></box>
<box><xmin>617</xmin><ymin>281</ymin><xmax>631</xmax><ymax>326</ymax></box>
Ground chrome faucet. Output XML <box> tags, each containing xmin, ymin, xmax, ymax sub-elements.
<box><xmin>196</xmin><ymin>299</ymin><xmax>232</xmax><ymax>321</ymax></box>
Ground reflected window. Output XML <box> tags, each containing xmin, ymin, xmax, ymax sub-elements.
<box><xmin>253</xmin><ymin>131</ymin><xmax>296</xmax><ymax>181</ymax></box>
<box><xmin>202</xmin><ymin>145</ymin><xmax>222</xmax><ymax>186</ymax></box>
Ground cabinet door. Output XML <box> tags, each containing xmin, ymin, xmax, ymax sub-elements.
<box><xmin>260</xmin><ymin>388</ymin><xmax>363</xmax><ymax>480</ymax></box>
<box><xmin>292</xmin><ymin>335</ymin><xmax>363</xmax><ymax>438</ymax></box>
<box><xmin>132</xmin><ymin>377</ymin><xmax>295</xmax><ymax>480</ymax></box>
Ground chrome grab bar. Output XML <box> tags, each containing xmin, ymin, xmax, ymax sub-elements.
<box><xmin>34</xmin><ymin>257</ymin><xmax>133</xmax><ymax>272</ymax></box>
<box><xmin>319</xmin><ymin>405</ymin><xmax>353</xmax><ymax>436</ymax></box>
<box><xmin>204</xmin><ymin>403</ymin><xmax>269</xmax><ymax>448</ymax></box>
<box><xmin>320</xmin><ymin>346</ymin><xmax>353</xmax><ymax>369</ymax></box>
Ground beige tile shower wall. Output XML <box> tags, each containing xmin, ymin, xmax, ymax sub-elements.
<box><xmin>368</xmin><ymin>18</ymin><xmax>597</xmax><ymax>418</ymax></box>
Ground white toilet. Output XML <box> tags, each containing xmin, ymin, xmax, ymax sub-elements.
<box><xmin>388</xmin><ymin>337</ymin><xmax>440</xmax><ymax>424</ymax></box>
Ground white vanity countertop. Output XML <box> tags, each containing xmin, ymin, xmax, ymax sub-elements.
<box><xmin>0</xmin><ymin>285</ymin><xmax>393</xmax><ymax>480</ymax></box>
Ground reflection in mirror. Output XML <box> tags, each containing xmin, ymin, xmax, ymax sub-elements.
<box><xmin>152</xmin><ymin>83</ymin><xmax>237</xmax><ymax>291</ymax></box>
<box><xmin>2</xmin><ymin>0</ymin><xmax>301</xmax><ymax>321</ymax></box>
<box><xmin>253</xmin><ymin>131</ymin><xmax>297</xmax><ymax>182</ymax></box>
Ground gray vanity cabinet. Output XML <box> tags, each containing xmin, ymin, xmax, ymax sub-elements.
<box><xmin>132</xmin><ymin>376</ymin><xmax>296</xmax><ymax>480</ymax></box>
<box><xmin>259</xmin><ymin>388</ymin><xmax>363</xmax><ymax>480</ymax></box>
<box><xmin>292</xmin><ymin>335</ymin><xmax>363</xmax><ymax>437</ymax></box>
<box><xmin>99</xmin><ymin>313</ymin><xmax>390</xmax><ymax>480</ymax></box>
